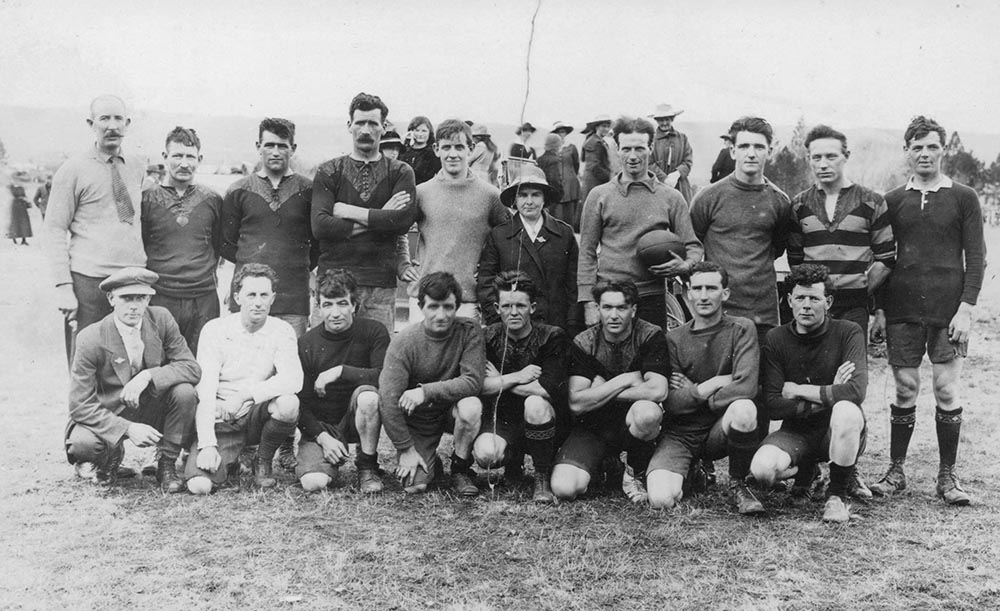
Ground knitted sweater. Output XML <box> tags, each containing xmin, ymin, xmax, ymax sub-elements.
<box><xmin>378</xmin><ymin>318</ymin><xmax>486</xmax><ymax>451</ymax></box>
<box><xmin>412</xmin><ymin>170</ymin><xmax>508</xmax><ymax>301</ymax></box>
<box><xmin>578</xmin><ymin>172</ymin><xmax>702</xmax><ymax>301</ymax></box>
<box><xmin>690</xmin><ymin>175</ymin><xmax>793</xmax><ymax>326</ymax></box>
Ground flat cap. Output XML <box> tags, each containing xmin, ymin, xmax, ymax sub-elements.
<box><xmin>99</xmin><ymin>267</ymin><xmax>159</xmax><ymax>295</ymax></box>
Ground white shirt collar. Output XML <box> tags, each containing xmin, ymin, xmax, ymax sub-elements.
<box><xmin>113</xmin><ymin>315</ymin><xmax>142</xmax><ymax>338</ymax></box>
<box><xmin>905</xmin><ymin>174</ymin><xmax>953</xmax><ymax>193</ymax></box>
<box><xmin>521</xmin><ymin>215</ymin><xmax>545</xmax><ymax>242</ymax></box>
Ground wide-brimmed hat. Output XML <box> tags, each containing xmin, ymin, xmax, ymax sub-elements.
<box><xmin>471</xmin><ymin>123</ymin><xmax>491</xmax><ymax>138</ymax></box>
<box><xmin>515</xmin><ymin>122</ymin><xmax>537</xmax><ymax>135</ymax></box>
<box><xmin>550</xmin><ymin>121</ymin><xmax>574</xmax><ymax>135</ymax></box>
<box><xmin>500</xmin><ymin>164</ymin><xmax>558</xmax><ymax>207</ymax></box>
<box><xmin>99</xmin><ymin>267</ymin><xmax>159</xmax><ymax>296</ymax></box>
<box><xmin>380</xmin><ymin>130</ymin><xmax>404</xmax><ymax>150</ymax></box>
<box><xmin>581</xmin><ymin>114</ymin><xmax>612</xmax><ymax>134</ymax></box>
<box><xmin>650</xmin><ymin>103</ymin><xmax>684</xmax><ymax>119</ymax></box>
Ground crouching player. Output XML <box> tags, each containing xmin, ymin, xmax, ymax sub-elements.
<box><xmin>296</xmin><ymin>269</ymin><xmax>391</xmax><ymax>492</ymax></box>
<box><xmin>551</xmin><ymin>280</ymin><xmax>668</xmax><ymax>502</ymax></box>
<box><xmin>750</xmin><ymin>264</ymin><xmax>869</xmax><ymax>522</ymax></box>
<box><xmin>646</xmin><ymin>262</ymin><xmax>764</xmax><ymax>514</ymax></box>
<box><xmin>473</xmin><ymin>272</ymin><xmax>569</xmax><ymax>503</ymax></box>
<box><xmin>185</xmin><ymin>264</ymin><xmax>303</xmax><ymax>493</ymax></box>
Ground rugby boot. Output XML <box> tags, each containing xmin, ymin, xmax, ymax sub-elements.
<box><xmin>731</xmin><ymin>480</ymin><xmax>765</xmax><ymax>515</ymax></box>
<box><xmin>684</xmin><ymin>459</ymin><xmax>709</xmax><ymax>497</ymax></box>
<box><xmin>790</xmin><ymin>462</ymin><xmax>822</xmax><ymax>498</ymax></box>
<box><xmin>254</xmin><ymin>456</ymin><xmax>278</xmax><ymax>489</ymax></box>
<box><xmin>277</xmin><ymin>437</ymin><xmax>297</xmax><ymax>472</ymax></box>
<box><xmin>601</xmin><ymin>455</ymin><xmax>625</xmax><ymax>492</ymax></box>
<box><xmin>357</xmin><ymin>467</ymin><xmax>384</xmax><ymax>494</ymax></box>
<box><xmin>936</xmin><ymin>465</ymin><xmax>971</xmax><ymax>506</ymax></box>
<box><xmin>141</xmin><ymin>448</ymin><xmax>160</xmax><ymax>477</ymax></box>
<box><xmin>156</xmin><ymin>456</ymin><xmax>185</xmax><ymax>494</ymax></box>
<box><xmin>450</xmin><ymin>470</ymin><xmax>480</xmax><ymax>498</ymax></box>
<box><xmin>532</xmin><ymin>472</ymin><xmax>555</xmax><ymax>504</ymax></box>
<box><xmin>821</xmin><ymin>495</ymin><xmax>850</xmax><ymax>523</ymax></box>
<box><xmin>622</xmin><ymin>464</ymin><xmax>648</xmax><ymax>504</ymax></box>
<box><xmin>95</xmin><ymin>442</ymin><xmax>126</xmax><ymax>486</ymax></box>
<box><xmin>847</xmin><ymin>470</ymin><xmax>873</xmax><ymax>501</ymax></box>
<box><xmin>869</xmin><ymin>460</ymin><xmax>907</xmax><ymax>497</ymax></box>
<box><xmin>703</xmin><ymin>460</ymin><xmax>717</xmax><ymax>488</ymax></box>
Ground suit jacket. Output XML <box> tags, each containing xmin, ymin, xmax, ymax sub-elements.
<box><xmin>67</xmin><ymin>306</ymin><xmax>201</xmax><ymax>445</ymax></box>
<box><xmin>650</xmin><ymin>129</ymin><xmax>694</xmax><ymax>203</ymax></box>
<box><xmin>477</xmin><ymin>211</ymin><xmax>580</xmax><ymax>331</ymax></box>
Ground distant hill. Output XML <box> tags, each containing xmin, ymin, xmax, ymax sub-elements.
<box><xmin>2</xmin><ymin>105</ymin><xmax>997</xmax><ymax>193</ymax></box>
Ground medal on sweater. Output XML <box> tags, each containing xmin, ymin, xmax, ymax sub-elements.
<box><xmin>176</xmin><ymin>215</ymin><xmax>189</xmax><ymax>227</ymax></box>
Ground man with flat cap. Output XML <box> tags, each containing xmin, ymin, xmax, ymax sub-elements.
<box><xmin>65</xmin><ymin>267</ymin><xmax>201</xmax><ymax>493</ymax></box>
<box><xmin>649</xmin><ymin>104</ymin><xmax>694</xmax><ymax>204</ymax></box>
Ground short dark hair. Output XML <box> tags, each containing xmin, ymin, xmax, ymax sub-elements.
<box><xmin>407</xmin><ymin>116</ymin><xmax>436</xmax><ymax>146</ymax></box>
<box><xmin>592</xmin><ymin>279</ymin><xmax>639</xmax><ymax>306</ymax></box>
<box><xmin>349</xmin><ymin>92</ymin><xmax>388</xmax><ymax>122</ymax></box>
<box><xmin>418</xmin><ymin>271</ymin><xmax>462</xmax><ymax>307</ymax></box>
<box><xmin>317</xmin><ymin>268</ymin><xmax>357</xmax><ymax>304</ymax></box>
<box><xmin>804</xmin><ymin>124</ymin><xmax>848</xmax><ymax>153</ymax></box>
<box><xmin>729</xmin><ymin>116</ymin><xmax>774</xmax><ymax>145</ymax></box>
<box><xmin>435</xmin><ymin>119</ymin><xmax>474</xmax><ymax>148</ymax></box>
<box><xmin>611</xmin><ymin>116</ymin><xmax>656</xmax><ymax>146</ymax></box>
<box><xmin>164</xmin><ymin>126</ymin><xmax>201</xmax><ymax>151</ymax></box>
<box><xmin>233</xmin><ymin>263</ymin><xmax>278</xmax><ymax>293</ymax></box>
<box><xmin>258</xmin><ymin>117</ymin><xmax>296</xmax><ymax>145</ymax></box>
<box><xmin>904</xmin><ymin>115</ymin><xmax>946</xmax><ymax>147</ymax></box>
<box><xmin>786</xmin><ymin>264</ymin><xmax>834</xmax><ymax>296</ymax></box>
<box><xmin>688</xmin><ymin>261</ymin><xmax>729</xmax><ymax>288</ymax></box>
<box><xmin>493</xmin><ymin>270</ymin><xmax>537</xmax><ymax>303</ymax></box>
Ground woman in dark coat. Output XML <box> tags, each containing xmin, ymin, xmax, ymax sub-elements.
<box><xmin>477</xmin><ymin>165</ymin><xmax>580</xmax><ymax>333</ymax></box>
<box><xmin>550</xmin><ymin>121</ymin><xmax>581</xmax><ymax>231</ymax></box>
<box><xmin>7</xmin><ymin>182</ymin><xmax>32</xmax><ymax>245</ymax></box>
<box><xmin>400</xmin><ymin>115</ymin><xmax>441</xmax><ymax>185</ymax></box>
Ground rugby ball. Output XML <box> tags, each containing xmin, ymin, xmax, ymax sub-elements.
<box><xmin>636</xmin><ymin>229</ymin><xmax>687</xmax><ymax>266</ymax></box>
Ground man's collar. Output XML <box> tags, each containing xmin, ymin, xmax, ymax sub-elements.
<box><xmin>906</xmin><ymin>174</ymin><xmax>953</xmax><ymax>192</ymax></box>
<box><xmin>349</xmin><ymin>151</ymin><xmax>383</xmax><ymax>163</ymax></box>
<box><xmin>92</xmin><ymin>145</ymin><xmax>125</xmax><ymax>163</ymax></box>
<box><xmin>255</xmin><ymin>169</ymin><xmax>295</xmax><ymax>181</ymax></box>
<box><xmin>614</xmin><ymin>171</ymin><xmax>657</xmax><ymax>194</ymax></box>
<box><xmin>815</xmin><ymin>181</ymin><xmax>854</xmax><ymax>195</ymax></box>
<box><xmin>112</xmin><ymin>314</ymin><xmax>142</xmax><ymax>337</ymax></box>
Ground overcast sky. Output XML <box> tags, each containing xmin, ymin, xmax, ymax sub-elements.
<box><xmin>2</xmin><ymin>0</ymin><xmax>999</xmax><ymax>136</ymax></box>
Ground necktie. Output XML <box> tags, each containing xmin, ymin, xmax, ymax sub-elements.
<box><xmin>110</xmin><ymin>158</ymin><xmax>135</xmax><ymax>224</ymax></box>
<box><xmin>126</xmin><ymin>327</ymin><xmax>144</xmax><ymax>375</ymax></box>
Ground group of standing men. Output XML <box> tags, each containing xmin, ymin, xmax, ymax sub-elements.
<box><xmin>47</xmin><ymin>92</ymin><xmax>985</xmax><ymax>520</ymax></box>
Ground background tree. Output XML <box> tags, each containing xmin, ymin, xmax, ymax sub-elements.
<box><xmin>765</xmin><ymin>115</ymin><xmax>811</xmax><ymax>195</ymax></box>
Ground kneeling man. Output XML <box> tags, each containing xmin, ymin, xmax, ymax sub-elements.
<box><xmin>186</xmin><ymin>264</ymin><xmax>303</xmax><ymax>493</ymax></box>
<box><xmin>751</xmin><ymin>264</ymin><xmax>868</xmax><ymax>522</ymax></box>
<box><xmin>473</xmin><ymin>272</ymin><xmax>569</xmax><ymax>502</ymax></box>
<box><xmin>647</xmin><ymin>262</ymin><xmax>764</xmax><ymax>514</ymax></box>
<box><xmin>551</xmin><ymin>280</ymin><xmax>668</xmax><ymax>502</ymax></box>
<box><xmin>296</xmin><ymin>269</ymin><xmax>390</xmax><ymax>492</ymax></box>
<box><xmin>379</xmin><ymin>272</ymin><xmax>485</xmax><ymax>497</ymax></box>
<box><xmin>65</xmin><ymin>267</ymin><xmax>200</xmax><ymax>492</ymax></box>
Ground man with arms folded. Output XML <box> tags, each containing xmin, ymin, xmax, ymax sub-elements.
<box><xmin>379</xmin><ymin>272</ymin><xmax>485</xmax><ymax>497</ymax></box>
<box><xmin>65</xmin><ymin>267</ymin><xmax>200</xmax><ymax>493</ymax></box>
<box><xmin>551</xmin><ymin>280</ymin><xmax>669</xmax><ymax>503</ymax></box>
<box><xmin>646</xmin><ymin>262</ymin><xmax>763</xmax><ymax>514</ymax></box>
<box><xmin>750</xmin><ymin>264</ymin><xmax>868</xmax><ymax>522</ymax></box>
<box><xmin>186</xmin><ymin>264</ymin><xmax>302</xmax><ymax>494</ymax></box>
<box><xmin>868</xmin><ymin>116</ymin><xmax>986</xmax><ymax>506</ymax></box>
<box><xmin>473</xmin><ymin>272</ymin><xmax>569</xmax><ymax>503</ymax></box>
<box><xmin>296</xmin><ymin>269</ymin><xmax>390</xmax><ymax>493</ymax></box>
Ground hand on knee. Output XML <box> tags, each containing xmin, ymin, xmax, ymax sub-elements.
<box><xmin>187</xmin><ymin>476</ymin><xmax>213</xmax><ymax>496</ymax></box>
<box><xmin>300</xmin><ymin>472</ymin><xmax>332</xmax><ymax>492</ymax></box>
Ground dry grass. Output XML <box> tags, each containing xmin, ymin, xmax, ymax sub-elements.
<box><xmin>3</xmin><ymin>216</ymin><xmax>1000</xmax><ymax>610</ymax></box>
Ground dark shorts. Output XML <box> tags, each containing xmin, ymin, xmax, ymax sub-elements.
<box><xmin>295</xmin><ymin>385</ymin><xmax>376</xmax><ymax>479</ymax></box>
<box><xmin>647</xmin><ymin>419</ymin><xmax>728</xmax><ymax>478</ymax></box>
<box><xmin>760</xmin><ymin>416</ymin><xmax>868</xmax><ymax>467</ymax></box>
<box><xmin>184</xmin><ymin>400</ymin><xmax>272</xmax><ymax>485</ymax></box>
<box><xmin>886</xmin><ymin>322</ymin><xmax>958</xmax><ymax>368</ymax></box>
<box><xmin>830</xmin><ymin>305</ymin><xmax>869</xmax><ymax>340</ymax></box>
<box><xmin>405</xmin><ymin>403</ymin><xmax>461</xmax><ymax>487</ymax></box>
<box><xmin>555</xmin><ymin>402</ymin><xmax>656</xmax><ymax>475</ymax></box>
<box><xmin>150</xmin><ymin>291</ymin><xmax>220</xmax><ymax>355</ymax></box>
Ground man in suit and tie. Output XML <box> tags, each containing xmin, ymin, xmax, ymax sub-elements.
<box><xmin>64</xmin><ymin>267</ymin><xmax>201</xmax><ymax>493</ymax></box>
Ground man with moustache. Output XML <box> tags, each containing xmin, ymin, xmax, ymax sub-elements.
<box><xmin>141</xmin><ymin>126</ymin><xmax>223</xmax><ymax>354</ymax></box>
<box><xmin>44</xmin><ymin>95</ymin><xmax>149</xmax><ymax>362</ymax></box>
<box><xmin>312</xmin><ymin>92</ymin><xmax>417</xmax><ymax>332</ymax></box>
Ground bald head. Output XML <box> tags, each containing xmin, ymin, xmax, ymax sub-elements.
<box><xmin>88</xmin><ymin>95</ymin><xmax>130</xmax><ymax>154</ymax></box>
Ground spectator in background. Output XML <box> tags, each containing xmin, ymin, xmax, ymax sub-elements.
<box><xmin>649</xmin><ymin>104</ymin><xmax>694</xmax><ymax>204</ymax></box>
<box><xmin>550</xmin><ymin>121</ymin><xmax>581</xmax><ymax>231</ymax></box>
<box><xmin>508</xmin><ymin>122</ymin><xmax>537</xmax><ymax>161</ymax></box>
<box><xmin>400</xmin><ymin>116</ymin><xmax>441</xmax><ymax>185</ymax></box>
<box><xmin>470</xmin><ymin>123</ymin><xmax>501</xmax><ymax>186</ymax></box>
<box><xmin>33</xmin><ymin>176</ymin><xmax>52</xmax><ymax>218</ymax></box>
<box><xmin>710</xmin><ymin>134</ymin><xmax>736</xmax><ymax>183</ymax></box>
<box><xmin>7</xmin><ymin>179</ymin><xmax>32</xmax><ymax>245</ymax></box>
<box><xmin>579</xmin><ymin>114</ymin><xmax>612</xmax><ymax>205</ymax></box>
<box><xmin>536</xmin><ymin>133</ymin><xmax>565</xmax><ymax>204</ymax></box>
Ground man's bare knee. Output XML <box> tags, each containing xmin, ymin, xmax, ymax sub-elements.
<box><xmin>647</xmin><ymin>470</ymin><xmax>683</xmax><ymax>509</ymax></box>
<box><xmin>473</xmin><ymin>434</ymin><xmax>506</xmax><ymax>468</ymax></box>
<box><xmin>551</xmin><ymin>465</ymin><xmax>588</xmax><ymax>500</ymax></box>
<box><xmin>830</xmin><ymin>401</ymin><xmax>864</xmax><ymax>438</ymax></box>
<box><xmin>356</xmin><ymin>391</ymin><xmax>380</xmax><ymax>419</ymax></box>
<box><xmin>893</xmin><ymin>368</ymin><xmax>920</xmax><ymax>404</ymax></box>
<box><xmin>455</xmin><ymin>397</ymin><xmax>482</xmax><ymax>427</ymax></box>
<box><xmin>523</xmin><ymin>396</ymin><xmax>555</xmax><ymax>424</ymax></box>
<box><xmin>627</xmin><ymin>401</ymin><xmax>662</xmax><ymax>441</ymax></box>
<box><xmin>300</xmin><ymin>472</ymin><xmax>331</xmax><ymax>492</ymax></box>
<box><xmin>750</xmin><ymin>446</ymin><xmax>786</xmax><ymax>486</ymax></box>
<box><xmin>187</xmin><ymin>476</ymin><xmax>213</xmax><ymax>496</ymax></box>
<box><xmin>269</xmin><ymin>394</ymin><xmax>300</xmax><ymax>423</ymax></box>
<box><xmin>726</xmin><ymin>399</ymin><xmax>758</xmax><ymax>433</ymax></box>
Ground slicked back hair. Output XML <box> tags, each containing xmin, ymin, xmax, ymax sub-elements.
<box><xmin>904</xmin><ymin>115</ymin><xmax>946</xmax><ymax>147</ymax></box>
<box><xmin>317</xmin><ymin>268</ymin><xmax>358</xmax><ymax>305</ymax></box>
<box><xmin>688</xmin><ymin>261</ymin><xmax>729</xmax><ymax>288</ymax></box>
<box><xmin>611</xmin><ymin>116</ymin><xmax>656</xmax><ymax>146</ymax></box>
<box><xmin>804</xmin><ymin>124</ymin><xmax>848</xmax><ymax>153</ymax></box>
<box><xmin>258</xmin><ymin>117</ymin><xmax>296</xmax><ymax>145</ymax></box>
<box><xmin>233</xmin><ymin>262</ymin><xmax>278</xmax><ymax>294</ymax></box>
<box><xmin>418</xmin><ymin>271</ymin><xmax>462</xmax><ymax>307</ymax></box>
<box><xmin>729</xmin><ymin>116</ymin><xmax>774</xmax><ymax>146</ymax></box>
<box><xmin>349</xmin><ymin>92</ymin><xmax>388</xmax><ymax>122</ymax></box>
<box><xmin>435</xmin><ymin>119</ymin><xmax>474</xmax><ymax>148</ymax></box>
<box><xmin>592</xmin><ymin>279</ymin><xmax>639</xmax><ymax>306</ymax></box>
<box><xmin>493</xmin><ymin>270</ymin><xmax>537</xmax><ymax>303</ymax></box>
<box><xmin>787</xmin><ymin>263</ymin><xmax>834</xmax><ymax>296</ymax></box>
<box><xmin>165</xmin><ymin>126</ymin><xmax>201</xmax><ymax>151</ymax></box>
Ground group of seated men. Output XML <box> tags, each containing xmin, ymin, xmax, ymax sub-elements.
<box><xmin>67</xmin><ymin>256</ymin><xmax>872</xmax><ymax>523</ymax></box>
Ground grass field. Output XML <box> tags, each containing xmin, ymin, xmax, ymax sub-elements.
<box><xmin>2</xmin><ymin>210</ymin><xmax>999</xmax><ymax>610</ymax></box>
